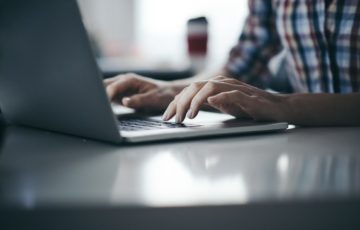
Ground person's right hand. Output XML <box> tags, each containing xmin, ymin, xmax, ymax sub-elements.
<box><xmin>104</xmin><ymin>73</ymin><xmax>185</xmax><ymax>113</ymax></box>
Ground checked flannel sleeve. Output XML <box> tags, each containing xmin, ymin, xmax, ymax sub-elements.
<box><xmin>224</xmin><ymin>0</ymin><xmax>282</xmax><ymax>88</ymax></box>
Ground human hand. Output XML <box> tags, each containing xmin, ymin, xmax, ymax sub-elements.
<box><xmin>162</xmin><ymin>75</ymin><xmax>290</xmax><ymax>123</ymax></box>
<box><xmin>104</xmin><ymin>73</ymin><xmax>185</xmax><ymax>112</ymax></box>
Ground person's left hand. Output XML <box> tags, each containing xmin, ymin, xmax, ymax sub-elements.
<box><xmin>162</xmin><ymin>75</ymin><xmax>290</xmax><ymax>123</ymax></box>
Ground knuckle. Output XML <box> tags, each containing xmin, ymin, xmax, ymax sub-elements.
<box><xmin>127</xmin><ymin>72</ymin><xmax>138</xmax><ymax>78</ymax></box>
<box><xmin>232</xmin><ymin>90</ymin><xmax>244</xmax><ymax>97</ymax></box>
<box><xmin>120</xmin><ymin>74</ymin><xmax>130</xmax><ymax>79</ymax></box>
<box><xmin>179</xmin><ymin>87</ymin><xmax>188</xmax><ymax>95</ymax></box>
<box><xmin>213</xmin><ymin>75</ymin><xmax>225</xmax><ymax>80</ymax></box>
<box><xmin>206</xmin><ymin>81</ymin><xmax>217</xmax><ymax>91</ymax></box>
<box><xmin>123</xmin><ymin>73</ymin><xmax>137</xmax><ymax>81</ymax></box>
<box><xmin>222</xmin><ymin>92</ymin><xmax>231</xmax><ymax>100</ymax></box>
<box><xmin>227</xmin><ymin>79</ymin><xmax>239</xmax><ymax>84</ymax></box>
<box><xmin>191</xmin><ymin>81</ymin><xmax>204</xmax><ymax>90</ymax></box>
<box><xmin>251</xmin><ymin>95</ymin><xmax>260</xmax><ymax>101</ymax></box>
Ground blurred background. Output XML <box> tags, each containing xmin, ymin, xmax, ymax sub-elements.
<box><xmin>77</xmin><ymin>0</ymin><xmax>248</xmax><ymax>76</ymax></box>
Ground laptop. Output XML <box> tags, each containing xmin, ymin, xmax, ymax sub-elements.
<box><xmin>0</xmin><ymin>0</ymin><xmax>288</xmax><ymax>143</ymax></box>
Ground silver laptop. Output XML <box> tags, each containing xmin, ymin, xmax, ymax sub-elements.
<box><xmin>0</xmin><ymin>0</ymin><xmax>288</xmax><ymax>143</ymax></box>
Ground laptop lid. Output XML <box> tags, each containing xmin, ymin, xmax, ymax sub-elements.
<box><xmin>0</xmin><ymin>0</ymin><xmax>122</xmax><ymax>143</ymax></box>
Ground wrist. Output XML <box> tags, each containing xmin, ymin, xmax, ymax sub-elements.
<box><xmin>277</xmin><ymin>94</ymin><xmax>295</xmax><ymax>123</ymax></box>
<box><xmin>280</xmin><ymin>94</ymin><xmax>306</xmax><ymax>124</ymax></box>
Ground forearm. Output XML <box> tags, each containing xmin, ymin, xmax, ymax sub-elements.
<box><xmin>285</xmin><ymin>93</ymin><xmax>360</xmax><ymax>126</ymax></box>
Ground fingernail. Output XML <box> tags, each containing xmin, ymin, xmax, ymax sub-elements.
<box><xmin>122</xmin><ymin>97</ymin><xmax>130</xmax><ymax>106</ymax></box>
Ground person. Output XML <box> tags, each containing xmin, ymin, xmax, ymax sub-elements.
<box><xmin>104</xmin><ymin>0</ymin><xmax>360</xmax><ymax>126</ymax></box>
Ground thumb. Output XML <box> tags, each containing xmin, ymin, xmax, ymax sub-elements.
<box><xmin>122</xmin><ymin>92</ymin><xmax>157</xmax><ymax>111</ymax></box>
<box><xmin>208</xmin><ymin>93</ymin><xmax>251</xmax><ymax>118</ymax></box>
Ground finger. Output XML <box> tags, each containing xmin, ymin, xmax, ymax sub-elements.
<box><xmin>175</xmin><ymin>81</ymin><xmax>207</xmax><ymax>123</ymax></box>
<box><xmin>210</xmin><ymin>90</ymin><xmax>271</xmax><ymax>121</ymax></box>
<box><xmin>208</xmin><ymin>100</ymin><xmax>251</xmax><ymax>119</ymax></box>
<box><xmin>237</xmin><ymin>104</ymin><xmax>263</xmax><ymax>121</ymax></box>
<box><xmin>122</xmin><ymin>91</ymin><xmax>156</xmax><ymax>110</ymax></box>
<box><xmin>103</xmin><ymin>77</ymin><xmax>119</xmax><ymax>86</ymax></box>
<box><xmin>232</xmin><ymin>96</ymin><xmax>276</xmax><ymax>122</ymax></box>
<box><xmin>208</xmin><ymin>90</ymin><xmax>252</xmax><ymax>118</ymax></box>
<box><xmin>105</xmin><ymin>77</ymin><xmax>140</xmax><ymax>100</ymax></box>
<box><xmin>162</xmin><ymin>98</ymin><xmax>178</xmax><ymax>121</ymax></box>
<box><xmin>187</xmin><ymin>81</ymin><xmax>236</xmax><ymax>120</ymax></box>
<box><xmin>209</xmin><ymin>90</ymin><xmax>253</xmax><ymax>108</ymax></box>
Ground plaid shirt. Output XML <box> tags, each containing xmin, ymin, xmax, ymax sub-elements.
<box><xmin>225</xmin><ymin>0</ymin><xmax>360</xmax><ymax>93</ymax></box>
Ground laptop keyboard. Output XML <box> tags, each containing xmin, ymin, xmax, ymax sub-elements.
<box><xmin>118</xmin><ymin>119</ymin><xmax>189</xmax><ymax>131</ymax></box>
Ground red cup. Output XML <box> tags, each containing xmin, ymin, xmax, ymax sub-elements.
<box><xmin>187</xmin><ymin>17</ymin><xmax>208</xmax><ymax>57</ymax></box>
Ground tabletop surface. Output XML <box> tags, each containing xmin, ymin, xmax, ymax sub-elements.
<box><xmin>1</xmin><ymin>116</ymin><xmax>360</xmax><ymax>210</ymax></box>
